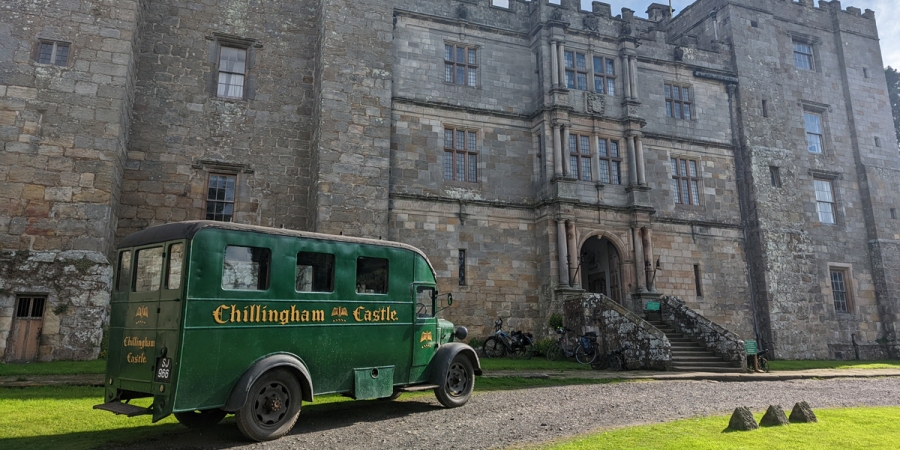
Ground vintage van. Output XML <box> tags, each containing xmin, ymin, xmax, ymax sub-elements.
<box><xmin>94</xmin><ymin>221</ymin><xmax>480</xmax><ymax>441</ymax></box>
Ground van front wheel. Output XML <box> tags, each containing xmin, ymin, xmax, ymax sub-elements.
<box><xmin>434</xmin><ymin>354</ymin><xmax>474</xmax><ymax>408</ymax></box>
<box><xmin>235</xmin><ymin>368</ymin><xmax>302</xmax><ymax>441</ymax></box>
<box><xmin>175</xmin><ymin>408</ymin><xmax>227</xmax><ymax>428</ymax></box>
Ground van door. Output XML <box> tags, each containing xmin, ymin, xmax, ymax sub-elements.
<box><xmin>409</xmin><ymin>284</ymin><xmax>437</xmax><ymax>382</ymax></box>
<box><xmin>116</xmin><ymin>244</ymin><xmax>164</xmax><ymax>391</ymax></box>
<box><xmin>154</xmin><ymin>242</ymin><xmax>186</xmax><ymax>387</ymax></box>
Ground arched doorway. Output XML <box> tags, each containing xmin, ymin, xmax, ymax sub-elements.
<box><xmin>579</xmin><ymin>236</ymin><xmax>623</xmax><ymax>303</ymax></box>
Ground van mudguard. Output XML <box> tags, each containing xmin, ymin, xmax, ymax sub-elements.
<box><xmin>428</xmin><ymin>342</ymin><xmax>482</xmax><ymax>386</ymax></box>
<box><xmin>223</xmin><ymin>353</ymin><xmax>314</xmax><ymax>412</ymax></box>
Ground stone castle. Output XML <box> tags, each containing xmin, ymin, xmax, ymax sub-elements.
<box><xmin>2</xmin><ymin>0</ymin><xmax>899</xmax><ymax>361</ymax></box>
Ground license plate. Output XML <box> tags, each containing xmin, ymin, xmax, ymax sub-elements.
<box><xmin>154</xmin><ymin>357</ymin><xmax>172</xmax><ymax>382</ymax></box>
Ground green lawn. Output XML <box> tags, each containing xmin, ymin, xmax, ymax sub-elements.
<box><xmin>479</xmin><ymin>357</ymin><xmax>593</xmax><ymax>371</ymax></box>
<box><xmin>540</xmin><ymin>407</ymin><xmax>900</xmax><ymax>450</ymax></box>
<box><xmin>768</xmin><ymin>359</ymin><xmax>900</xmax><ymax>371</ymax></box>
<box><xmin>3</xmin><ymin>385</ymin><xmax>898</xmax><ymax>450</ymax></box>
<box><xmin>0</xmin><ymin>360</ymin><xmax>105</xmax><ymax>377</ymax></box>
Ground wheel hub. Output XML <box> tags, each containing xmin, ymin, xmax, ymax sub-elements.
<box><xmin>265</xmin><ymin>395</ymin><xmax>282</xmax><ymax>413</ymax></box>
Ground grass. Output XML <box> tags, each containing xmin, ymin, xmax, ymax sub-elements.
<box><xmin>768</xmin><ymin>359</ymin><xmax>900</xmax><ymax>371</ymax></box>
<box><xmin>479</xmin><ymin>357</ymin><xmax>593</xmax><ymax>371</ymax></box>
<box><xmin>0</xmin><ymin>360</ymin><xmax>106</xmax><ymax>377</ymax></box>
<box><xmin>538</xmin><ymin>406</ymin><xmax>900</xmax><ymax>450</ymax></box>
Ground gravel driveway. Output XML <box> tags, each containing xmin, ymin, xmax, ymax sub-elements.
<box><xmin>111</xmin><ymin>377</ymin><xmax>900</xmax><ymax>450</ymax></box>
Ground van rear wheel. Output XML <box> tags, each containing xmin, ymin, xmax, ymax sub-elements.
<box><xmin>235</xmin><ymin>368</ymin><xmax>302</xmax><ymax>441</ymax></box>
<box><xmin>434</xmin><ymin>354</ymin><xmax>474</xmax><ymax>408</ymax></box>
<box><xmin>175</xmin><ymin>408</ymin><xmax>227</xmax><ymax>428</ymax></box>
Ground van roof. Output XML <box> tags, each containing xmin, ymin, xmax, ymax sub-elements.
<box><xmin>119</xmin><ymin>221</ymin><xmax>435</xmax><ymax>274</ymax></box>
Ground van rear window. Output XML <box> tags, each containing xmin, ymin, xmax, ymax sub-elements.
<box><xmin>223</xmin><ymin>246</ymin><xmax>270</xmax><ymax>290</ymax></box>
<box><xmin>135</xmin><ymin>247</ymin><xmax>163</xmax><ymax>292</ymax></box>
<box><xmin>116</xmin><ymin>251</ymin><xmax>132</xmax><ymax>292</ymax></box>
<box><xmin>296</xmin><ymin>252</ymin><xmax>335</xmax><ymax>292</ymax></box>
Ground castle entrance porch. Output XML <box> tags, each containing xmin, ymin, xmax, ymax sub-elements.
<box><xmin>579</xmin><ymin>236</ymin><xmax>623</xmax><ymax>304</ymax></box>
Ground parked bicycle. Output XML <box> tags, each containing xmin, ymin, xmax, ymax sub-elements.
<box><xmin>748</xmin><ymin>348</ymin><xmax>770</xmax><ymax>373</ymax></box>
<box><xmin>546</xmin><ymin>327</ymin><xmax>599</xmax><ymax>364</ymax></box>
<box><xmin>591</xmin><ymin>345</ymin><xmax>629</xmax><ymax>371</ymax></box>
<box><xmin>482</xmin><ymin>318</ymin><xmax>534</xmax><ymax>359</ymax></box>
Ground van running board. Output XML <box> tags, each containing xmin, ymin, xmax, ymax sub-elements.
<box><xmin>398</xmin><ymin>384</ymin><xmax>439</xmax><ymax>392</ymax></box>
<box><xmin>93</xmin><ymin>402</ymin><xmax>152</xmax><ymax>417</ymax></box>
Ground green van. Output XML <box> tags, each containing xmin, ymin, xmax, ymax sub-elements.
<box><xmin>94</xmin><ymin>221</ymin><xmax>480</xmax><ymax>441</ymax></box>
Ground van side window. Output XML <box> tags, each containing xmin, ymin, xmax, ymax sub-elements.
<box><xmin>223</xmin><ymin>246</ymin><xmax>271</xmax><ymax>290</ymax></box>
<box><xmin>296</xmin><ymin>252</ymin><xmax>335</xmax><ymax>292</ymax></box>
<box><xmin>166</xmin><ymin>243</ymin><xmax>184</xmax><ymax>290</ymax></box>
<box><xmin>356</xmin><ymin>257</ymin><xmax>388</xmax><ymax>294</ymax></box>
<box><xmin>416</xmin><ymin>286</ymin><xmax>434</xmax><ymax>318</ymax></box>
<box><xmin>116</xmin><ymin>251</ymin><xmax>132</xmax><ymax>292</ymax></box>
<box><xmin>135</xmin><ymin>247</ymin><xmax>164</xmax><ymax>292</ymax></box>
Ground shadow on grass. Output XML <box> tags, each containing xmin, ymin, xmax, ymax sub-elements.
<box><xmin>2</xmin><ymin>398</ymin><xmax>446</xmax><ymax>450</ymax></box>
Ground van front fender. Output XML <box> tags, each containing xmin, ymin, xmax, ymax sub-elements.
<box><xmin>223</xmin><ymin>353</ymin><xmax>314</xmax><ymax>412</ymax></box>
<box><xmin>428</xmin><ymin>342</ymin><xmax>482</xmax><ymax>386</ymax></box>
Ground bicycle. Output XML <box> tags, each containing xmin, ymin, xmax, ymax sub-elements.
<box><xmin>546</xmin><ymin>327</ymin><xmax>598</xmax><ymax>364</ymax></box>
<box><xmin>591</xmin><ymin>346</ymin><xmax>628</xmax><ymax>371</ymax></box>
<box><xmin>482</xmin><ymin>318</ymin><xmax>534</xmax><ymax>359</ymax></box>
<box><xmin>748</xmin><ymin>348</ymin><xmax>770</xmax><ymax>373</ymax></box>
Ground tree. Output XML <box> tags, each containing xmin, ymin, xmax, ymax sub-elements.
<box><xmin>885</xmin><ymin>66</ymin><xmax>900</xmax><ymax>146</ymax></box>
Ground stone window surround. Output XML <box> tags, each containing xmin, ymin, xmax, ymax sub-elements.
<box><xmin>810</xmin><ymin>169</ymin><xmax>842</xmax><ymax>226</ymax></box>
<box><xmin>826</xmin><ymin>262</ymin><xmax>856</xmax><ymax>315</ymax></box>
<box><xmin>798</xmin><ymin>100</ymin><xmax>832</xmax><ymax>156</ymax></box>
<box><xmin>671</xmin><ymin>156</ymin><xmax>702</xmax><ymax>207</ymax></box>
<box><xmin>556</xmin><ymin>46</ymin><xmax>617</xmax><ymax>96</ymax></box>
<box><xmin>208</xmin><ymin>33</ymin><xmax>261</xmax><ymax>101</ymax></box>
<box><xmin>192</xmin><ymin>160</ymin><xmax>253</xmax><ymax>222</ymax></box>
<box><xmin>443</xmin><ymin>41</ymin><xmax>479</xmax><ymax>88</ymax></box>
<box><xmin>664</xmin><ymin>82</ymin><xmax>692</xmax><ymax>120</ymax></box>
<box><xmin>568</xmin><ymin>132</ymin><xmax>592</xmax><ymax>181</ymax></box>
<box><xmin>596</xmin><ymin>137</ymin><xmax>622</xmax><ymax>185</ymax></box>
<box><xmin>564</xmin><ymin>50</ymin><xmax>588</xmax><ymax>90</ymax></box>
<box><xmin>33</xmin><ymin>39</ymin><xmax>71</xmax><ymax>67</ymax></box>
<box><xmin>788</xmin><ymin>31</ymin><xmax>821</xmax><ymax>73</ymax></box>
<box><xmin>442</xmin><ymin>126</ymin><xmax>480</xmax><ymax>184</ymax></box>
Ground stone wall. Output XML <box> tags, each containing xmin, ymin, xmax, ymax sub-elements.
<box><xmin>0</xmin><ymin>0</ymin><xmax>143</xmax><ymax>360</ymax></box>
<box><xmin>0</xmin><ymin>250</ymin><xmax>110</xmax><ymax>361</ymax></box>
<box><xmin>565</xmin><ymin>293</ymin><xmax>672</xmax><ymax>370</ymax></box>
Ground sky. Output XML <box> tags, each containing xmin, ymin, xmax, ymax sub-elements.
<box><xmin>582</xmin><ymin>0</ymin><xmax>900</xmax><ymax>69</ymax></box>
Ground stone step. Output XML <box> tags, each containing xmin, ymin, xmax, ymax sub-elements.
<box><xmin>672</xmin><ymin>355</ymin><xmax>728</xmax><ymax>363</ymax></box>
<box><xmin>670</xmin><ymin>365</ymin><xmax>745</xmax><ymax>373</ymax></box>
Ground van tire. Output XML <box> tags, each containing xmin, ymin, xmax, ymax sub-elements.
<box><xmin>235</xmin><ymin>368</ymin><xmax>302</xmax><ymax>441</ymax></box>
<box><xmin>174</xmin><ymin>408</ymin><xmax>227</xmax><ymax>428</ymax></box>
<box><xmin>434</xmin><ymin>354</ymin><xmax>474</xmax><ymax>408</ymax></box>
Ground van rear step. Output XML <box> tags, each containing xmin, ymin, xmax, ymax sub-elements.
<box><xmin>93</xmin><ymin>402</ymin><xmax>152</xmax><ymax>417</ymax></box>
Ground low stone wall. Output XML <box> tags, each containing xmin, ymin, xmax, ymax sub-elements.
<box><xmin>661</xmin><ymin>295</ymin><xmax>745</xmax><ymax>366</ymax></box>
<box><xmin>565</xmin><ymin>294</ymin><xmax>671</xmax><ymax>370</ymax></box>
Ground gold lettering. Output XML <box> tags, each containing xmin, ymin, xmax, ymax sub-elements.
<box><xmin>300</xmin><ymin>310</ymin><xmax>309</xmax><ymax>322</ymax></box>
<box><xmin>311</xmin><ymin>310</ymin><xmax>324</xmax><ymax>322</ymax></box>
<box><xmin>353</xmin><ymin>306</ymin><xmax>364</xmax><ymax>322</ymax></box>
<box><xmin>291</xmin><ymin>305</ymin><xmax>300</xmax><ymax>321</ymax></box>
<box><xmin>279</xmin><ymin>309</ymin><xmax>289</xmax><ymax>325</ymax></box>
<box><xmin>213</xmin><ymin>305</ymin><xmax>228</xmax><ymax>324</ymax></box>
<box><xmin>390</xmin><ymin>307</ymin><xmax>397</xmax><ymax>321</ymax></box>
<box><xmin>126</xmin><ymin>352</ymin><xmax>147</xmax><ymax>364</ymax></box>
<box><xmin>230</xmin><ymin>304</ymin><xmax>241</xmax><ymax>323</ymax></box>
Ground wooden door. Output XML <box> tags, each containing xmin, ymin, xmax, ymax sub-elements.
<box><xmin>6</xmin><ymin>296</ymin><xmax>45</xmax><ymax>362</ymax></box>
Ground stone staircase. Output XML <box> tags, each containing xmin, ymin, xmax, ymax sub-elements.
<box><xmin>648</xmin><ymin>319</ymin><xmax>745</xmax><ymax>373</ymax></box>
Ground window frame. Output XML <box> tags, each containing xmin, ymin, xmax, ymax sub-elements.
<box><xmin>356</xmin><ymin>256</ymin><xmax>389</xmax><ymax>295</ymax></box>
<box><xmin>671</xmin><ymin>157</ymin><xmax>701</xmax><ymax>206</ymax></box>
<box><xmin>592</xmin><ymin>55</ymin><xmax>616</xmax><ymax>96</ymax></box>
<box><xmin>804</xmin><ymin>111</ymin><xmax>824</xmax><ymax>154</ymax></box>
<box><xmin>443</xmin><ymin>127</ymin><xmax>478</xmax><ymax>183</ymax></box>
<box><xmin>444</xmin><ymin>43</ymin><xmax>478</xmax><ymax>87</ymax></box>
<box><xmin>665</xmin><ymin>83</ymin><xmax>693</xmax><ymax>120</ymax></box>
<box><xmin>568</xmin><ymin>133</ymin><xmax>592</xmax><ymax>181</ymax></box>
<box><xmin>206</xmin><ymin>173</ymin><xmax>236</xmax><ymax>222</ymax></box>
<box><xmin>216</xmin><ymin>45</ymin><xmax>248</xmax><ymax>99</ymax></box>
<box><xmin>222</xmin><ymin>245</ymin><xmax>271</xmax><ymax>291</ymax></box>
<box><xmin>793</xmin><ymin>41</ymin><xmax>814</xmax><ymax>71</ymax></box>
<box><xmin>35</xmin><ymin>40</ymin><xmax>70</xmax><ymax>67</ymax></box>
<box><xmin>458</xmin><ymin>249</ymin><xmax>467</xmax><ymax>286</ymax></box>
<box><xmin>564</xmin><ymin>51</ymin><xmax>588</xmax><ymax>90</ymax></box>
<box><xmin>597</xmin><ymin>137</ymin><xmax>622</xmax><ymax>185</ymax></box>
<box><xmin>828</xmin><ymin>266</ymin><xmax>853</xmax><ymax>314</ymax></box>
<box><xmin>814</xmin><ymin>178</ymin><xmax>836</xmax><ymax>224</ymax></box>
<box><xmin>295</xmin><ymin>251</ymin><xmax>336</xmax><ymax>293</ymax></box>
